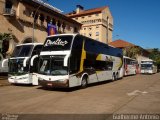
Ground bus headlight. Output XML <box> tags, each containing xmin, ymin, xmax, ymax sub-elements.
<box><xmin>19</xmin><ymin>77</ymin><xmax>28</xmax><ymax>80</ymax></box>
<box><xmin>56</xmin><ymin>79</ymin><xmax>68</xmax><ymax>83</ymax></box>
<box><xmin>38</xmin><ymin>77</ymin><xmax>43</xmax><ymax>81</ymax></box>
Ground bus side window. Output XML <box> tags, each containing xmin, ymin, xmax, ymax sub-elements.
<box><xmin>31</xmin><ymin>45</ymin><xmax>42</xmax><ymax>72</ymax></box>
<box><xmin>84</xmin><ymin>59</ymin><xmax>95</xmax><ymax>69</ymax></box>
<box><xmin>106</xmin><ymin>61</ymin><xmax>113</xmax><ymax>70</ymax></box>
<box><xmin>94</xmin><ymin>61</ymin><xmax>106</xmax><ymax>71</ymax></box>
<box><xmin>72</xmin><ymin>35</ymin><xmax>83</xmax><ymax>50</ymax></box>
<box><xmin>31</xmin><ymin>57</ymin><xmax>39</xmax><ymax>73</ymax></box>
<box><xmin>32</xmin><ymin>45</ymin><xmax>43</xmax><ymax>56</ymax></box>
<box><xmin>69</xmin><ymin>35</ymin><xmax>83</xmax><ymax>74</ymax></box>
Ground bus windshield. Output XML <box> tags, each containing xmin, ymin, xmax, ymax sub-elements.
<box><xmin>42</xmin><ymin>36</ymin><xmax>73</xmax><ymax>51</ymax></box>
<box><xmin>141</xmin><ymin>64</ymin><xmax>152</xmax><ymax>69</ymax></box>
<box><xmin>39</xmin><ymin>56</ymin><xmax>68</xmax><ymax>75</ymax></box>
<box><xmin>12</xmin><ymin>45</ymin><xmax>33</xmax><ymax>57</ymax></box>
<box><xmin>9</xmin><ymin>59</ymin><xmax>29</xmax><ymax>75</ymax></box>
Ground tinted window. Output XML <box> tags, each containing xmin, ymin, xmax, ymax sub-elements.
<box><xmin>32</xmin><ymin>45</ymin><xmax>43</xmax><ymax>56</ymax></box>
<box><xmin>85</xmin><ymin>38</ymin><xmax>98</xmax><ymax>53</ymax></box>
<box><xmin>69</xmin><ymin>35</ymin><xmax>83</xmax><ymax>74</ymax></box>
<box><xmin>72</xmin><ymin>35</ymin><xmax>83</xmax><ymax>50</ymax></box>
<box><xmin>12</xmin><ymin>45</ymin><xmax>33</xmax><ymax>57</ymax></box>
<box><xmin>84</xmin><ymin>38</ymin><xmax>122</xmax><ymax>57</ymax></box>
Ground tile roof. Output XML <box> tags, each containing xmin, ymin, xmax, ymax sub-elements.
<box><xmin>109</xmin><ymin>39</ymin><xmax>135</xmax><ymax>48</ymax></box>
<box><xmin>66</xmin><ymin>6</ymin><xmax>108</xmax><ymax>18</ymax></box>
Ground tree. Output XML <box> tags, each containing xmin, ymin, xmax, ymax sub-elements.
<box><xmin>0</xmin><ymin>33</ymin><xmax>12</xmax><ymax>58</ymax></box>
<box><xmin>123</xmin><ymin>46</ymin><xmax>142</xmax><ymax>59</ymax></box>
<box><xmin>149</xmin><ymin>48</ymin><xmax>160</xmax><ymax>69</ymax></box>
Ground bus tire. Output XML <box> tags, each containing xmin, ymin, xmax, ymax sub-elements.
<box><xmin>81</xmin><ymin>76</ymin><xmax>88</xmax><ymax>88</ymax></box>
<box><xmin>112</xmin><ymin>73</ymin><xmax>116</xmax><ymax>81</ymax></box>
<box><xmin>116</xmin><ymin>72</ymin><xmax>119</xmax><ymax>80</ymax></box>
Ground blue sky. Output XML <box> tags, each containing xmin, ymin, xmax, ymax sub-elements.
<box><xmin>46</xmin><ymin>0</ymin><xmax>160</xmax><ymax>49</ymax></box>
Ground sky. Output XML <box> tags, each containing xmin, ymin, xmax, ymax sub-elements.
<box><xmin>46</xmin><ymin>0</ymin><xmax>160</xmax><ymax>49</ymax></box>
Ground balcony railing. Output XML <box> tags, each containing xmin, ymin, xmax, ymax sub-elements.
<box><xmin>3</xmin><ymin>8</ymin><xmax>16</xmax><ymax>16</ymax></box>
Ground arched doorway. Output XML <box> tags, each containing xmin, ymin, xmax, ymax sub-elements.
<box><xmin>23</xmin><ymin>38</ymin><xmax>32</xmax><ymax>43</ymax></box>
<box><xmin>22</xmin><ymin>37</ymin><xmax>37</xmax><ymax>43</ymax></box>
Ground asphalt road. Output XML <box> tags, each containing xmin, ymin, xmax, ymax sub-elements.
<box><xmin>0</xmin><ymin>73</ymin><xmax>160</xmax><ymax>115</ymax></box>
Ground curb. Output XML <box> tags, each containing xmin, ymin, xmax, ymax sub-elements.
<box><xmin>0</xmin><ymin>84</ymin><xmax>11</xmax><ymax>87</ymax></box>
<box><xmin>0</xmin><ymin>82</ymin><xmax>11</xmax><ymax>87</ymax></box>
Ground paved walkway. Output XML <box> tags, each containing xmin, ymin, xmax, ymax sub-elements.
<box><xmin>0</xmin><ymin>76</ymin><xmax>10</xmax><ymax>86</ymax></box>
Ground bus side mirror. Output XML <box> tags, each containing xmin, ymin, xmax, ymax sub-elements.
<box><xmin>64</xmin><ymin>54</ymin><xmax>70</xmax><ymax>67</ymax></box>
<box><xmin>30</xmin><ymin>55</ymin><xmax>39</xmax><ymax>66</ymax></box>
<box><xmin>23</xmin><ymin>57</ymin><xmax>30</xmax><ymax>67</ymax></box>
<box><xmin>2</xmin><ymin>59</ymin><xmax>8</xmax><ymax>68</ymax></box>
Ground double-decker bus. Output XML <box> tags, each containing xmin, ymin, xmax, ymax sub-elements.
<box><xmin>123</xmin><ymin>56</ymin><xmax>138</xmax><ymax>76</ymax></box>
<box><xmin>37</xmin><ymin>34</ymin><xmax>123</xmax><ymax>88</ymax></box>
<box><xmin>2</xmin><ymin>43</ymin><xmax>43</xmax><ymax>85</ymax></box>
<box><xmin>141</xmin><ymin>59</ymin><xmax>157</xmax><ymax>74</ymax></box>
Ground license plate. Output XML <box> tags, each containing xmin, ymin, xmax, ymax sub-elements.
<box><xmin>47</xmin><ymin>83</ymin><xmax>53</xmax><ymax>86</ymax></box>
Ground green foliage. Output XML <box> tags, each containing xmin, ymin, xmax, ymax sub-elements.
<box><xmin>123</xmin><ymin>46</ymin><xmax>142</xmax><ymax>59</ymax></box>
<box><xmin>0</xmin><ymin>33</ymin><xmax>12</xmax><ymax>41</ymax></box>
<box><xmin>149</xmin><ymin>48</ymin><xmax>160</xmax><ymax>68</ymax></box>
<box><xmin>0</xmin><ymin>33</ymin><xmax>13</xmax><ymax>58</ymax></box>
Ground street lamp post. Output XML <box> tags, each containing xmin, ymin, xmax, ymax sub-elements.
<box><xmin>32</xmin><ymin>0</ymin><xmax>48</xmax><ymax>43</ymax></box>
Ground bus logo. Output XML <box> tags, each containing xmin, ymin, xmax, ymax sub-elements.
<box><xmin>45</xmin><ymin>38</ymin><xmax>68</xmax><ymax>47</ymax></box>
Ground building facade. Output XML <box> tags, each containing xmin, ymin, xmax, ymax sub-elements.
<box><xmin>0</xmin><ymin>0</ymin><xmax>81</xmax><ymax>55</ymax></box>
<box><xmin>109</xmin><ymin>39</ymin><xmax>150</xmax><ymax>64</ymax></box>
<box><xmin>66</xmin><ymin>5</ymin><xmax>113</xmax><ymax>44</ymax></box>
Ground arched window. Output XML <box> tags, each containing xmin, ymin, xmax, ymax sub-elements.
<box><xmin>57</xmin><ymin>20</ymin><xmax>61</xmax><ymax>31</ymax></box>
<box><xmin>5</xmin><ymin>0</ymin><xmax>12</xmax><ymax>9</ymax></box>
<box><xmin>74</xmin><ymin>27</ymin><xmax>78</xmax><ymax>33</ymax></box>
<box><xmin>62</xmin><ymin>22</ymin><xmax>66</xmax><ymax>33</ymax></box>
<box><xmin>39</xmin><ymin>13</ymin><xmax>44</xmax><ymax>25</ymax></box>
<box><xmin>32</xmin><ymin>11</ymin><xmax>38</xmax><ymax>22</ymax></box>
<box><xmin>46</xmin><ymin>16</ymin><xmax>51</xmax><ymax>23</ymax></box>
<box><xmin>52</xmin><ymin>18</ymin><xmax>56</xmax><ymax>25</ymax></box>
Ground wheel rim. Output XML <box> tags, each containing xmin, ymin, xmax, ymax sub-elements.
<box><xmin>81</xmin><ymin>78</ymin><xmax>87</xmax><ymax>87</ymax></box>
<box><xmin>112</xmin><ymin>74</ymin><xmax>116</xmax><ymax>81</ymax></box>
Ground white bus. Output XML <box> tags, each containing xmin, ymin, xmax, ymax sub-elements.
<box><xmin>0</xmin><ymin>54</ymin><xmax>8</xmax><ymax>74</ymax></box>
<box><xmin>2</xmin><ymin>43</ymin><xmax>43</xmax><ymax>85</ymax></box>
<box><xmin>141</xmin><ymin>59</ymin><xmax>157</xmax><ymax>74</ymax></box>
<box><xmin>37</xmin><ymin>34</ymin><xmax>123</xmax><ymax>88</ymax></box>
<box><xmin>123</xmin><ymin>56</ymin><xmax>138</xmax><ymax>76</ymax></box>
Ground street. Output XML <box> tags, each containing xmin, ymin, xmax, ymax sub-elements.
<box><xmin>0</xmin><ymin>73</ymin><xmax>160</xmax><ymax>115</ymax></box>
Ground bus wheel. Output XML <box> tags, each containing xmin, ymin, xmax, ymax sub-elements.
<box><xmin>81</xmin><ymin>76</ymin><xmax>88</xmax><ymax>88</ymax></box>
<box><xmin>112</xmin><ymin>73</ymin><xmax>116</xmax><ymax>81</ymax></box>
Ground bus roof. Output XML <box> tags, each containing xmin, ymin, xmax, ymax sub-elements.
<box><xmin>47</xmin><ymin>34</ymin><xmax>119</xmax><ymax>48</ymax></box>
<box><xmin>47</xmin><ymin>33</ymin><xmax>78</xmax><ymax>38</ymax></box>
<box><xmin>141</xmin><ymin>59</ymin><xmax>153</xmax><ymax>62</ymax></box>
<box><xmin>123</xmin><ymin>56</ymin><xmax>136</xmax><ymax>60</ymax></box>
<box><xmin>16</xmin><ymin>43</ymin><xmax>43</xmax><ymax>46</ymax></box>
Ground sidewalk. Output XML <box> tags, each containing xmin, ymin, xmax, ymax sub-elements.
<box><xmin>0</xmin><ymin>76</ymin><xmax>10</xmax><ymax>87</ymax></box>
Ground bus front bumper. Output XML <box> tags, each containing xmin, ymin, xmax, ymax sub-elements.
<box><xmin>8</xmin><ymin>75</ymin><xmax>32</xmax><ymax>84</ymax></box>
<box><xmin>38</xmin><ymin>79</ymin><xmax>69</xmax><ymax>88</ymax></box>
<box><xmin>141</xmin><ymin>70</ymin><xmax>153</xmax><ymax>74</ymax></box>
